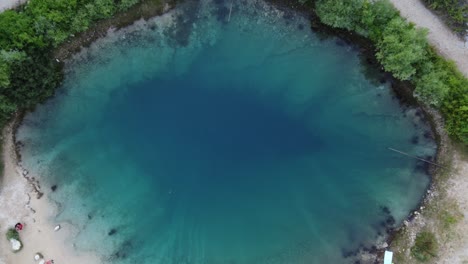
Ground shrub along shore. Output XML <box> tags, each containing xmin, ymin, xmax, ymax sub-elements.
<box><xmin>0</xmin><ymin>0</ymin><xmax>175</xmax><ymax>128</ymax></box>
<box><xmin>0</xmin><ymin>0</ymin><xmax>467</xmax><ymax>262</ymax></box>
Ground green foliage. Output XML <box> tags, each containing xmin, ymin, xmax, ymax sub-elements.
<box><xmin>84</xmin><ymin>0</ymin><xmax>116</xmax><ymax>21</ymax></box>
<box><xmin>376</xmin><ymin>17</ymin><xmax>429</xmax><ymax>80</ymax></box>
<box><xmin>0</xmin><ymin>50</ymin><xmax>26</xmax><ymax>88</ymax></box>
<box><xmin>440</xmin><ymin>210</ymin><xmax>459</xmax><ymax>228</ymax></box>
<box><xmin>422</xmin><ymin>0</ymin><xmax>468</xmax><ymax>32</ymax></box>
<box><xmin>411</xmin><ymin>231</ymin><xmax>438</xmax><ymax>262</ymax></box>
<box><xmin>315</xmin><ymin>0</ymin><xmax>365</xmax><ymax>32</ymax></box>
<box><xmin>0</xmin><ymin>10</ymin><xmax>44</xmax><ymax>50</ymax></box>
<box><xmin>0</xmin><ymin>60</ymin><xmax>9</xmax><ymax>88</ymax></box>
<box><xmin>360</xmin><ymin>0</ymin><xmax>399</xmax><ymax>40</ymax></box>
<box><xmin>117</xmin><ymin>0</ymin><xmax>140</xmax><ymax>11</ymax></box>
<box><xmin>315</xmin><ymin>0</ymin><xmax>398</xmax><ymax>37</ymax></box>
<box><xmin>6</xmin><ymin>228</ymin><xmax>20</xmax><ymax>241</ymax></box>
<box><xmin>413</xmin><ymin>61</ymin><xmax>450</xmax><ymax>106</ymax></box>
<box><xmin>0</xmin><ymin>0</ymin><xmax>144</xmax><ymax>127</ymax></box>
<box><xmin>441</xmin><ymin>75</ymin><xmax>468</xmax><ymax>143</ymax></box>
<box><xmin>6</xmin><ymin>51</ymin><xmax>62</xmax><ymax>109</ymax></box>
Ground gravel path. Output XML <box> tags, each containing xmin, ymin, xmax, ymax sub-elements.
<box><xmin>389</xmin><ymin>0</ymin><xmax>468</xmax><ymax>77</ymax></box>
<box><xmin>0</xmin><ymin>0</ymin><xmax>26</xmax><ymax>12</ymax></box>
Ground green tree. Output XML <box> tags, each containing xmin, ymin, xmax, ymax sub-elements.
<box><xmin>376</xmin><ymin>17</ymin><xmax>428</xmax><ymax>80</ymax></box>
<box><xmin>315</xmin><ymin>0</ymin><xmax>365</xmax><ymax>32</ymax></box>
<box><xmin>360</xmin><ymin>0</ymin><xmax>398</xmax><ymax>41</ymax></box>
<box><xmin>0</xmin><ymin>50</ymin><xmax>26</xmax><ymax>88</ymax></box>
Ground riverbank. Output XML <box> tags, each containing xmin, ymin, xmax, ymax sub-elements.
<box><xmin>0</xmin><ymin>120</ymin><xmax>101</xmax><ymax>264</ymax></box>
<box><xmin>386</xmin><ymin>0</ymin><xmax>468</xmax><ymax>263</ymax></box>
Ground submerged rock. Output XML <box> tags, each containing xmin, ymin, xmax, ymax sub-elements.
<box><xmin>108</xmin><ymin>228</ymin><xmax>117</xmax><ymax>236</ymax></box>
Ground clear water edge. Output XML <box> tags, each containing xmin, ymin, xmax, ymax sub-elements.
<box><xmin>16</xmin><ymin>1</ymin><xmax>437</xmax><ymax>263</ymax></box>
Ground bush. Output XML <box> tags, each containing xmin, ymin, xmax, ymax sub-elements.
<box><xmin>422</xmin><ymin>0</ymin><xmax>468</xmax><ymax>33</ymax></box>
<box><xmin>0</xmin><ymin>0</ymin><xmax>144</xmax><ymax>127</ymax></box>
<box><xmin>6</xmin><ymin>228</ymin><xmax>20</xmax><ymax>241</ymax></box>
<box><xmin>315</xmin><ymin>0</ymin><xmax>365</xmax><ymax>32</ymax></box>
<box><xmin>411</xmin><ymin>231</ymin><xmax>438</xmax><ymax>262</ymax></box>
<box><xmin>376</xmin><ymin>17</ymin><xmax>429</xmax><ymax>80</ymax></box>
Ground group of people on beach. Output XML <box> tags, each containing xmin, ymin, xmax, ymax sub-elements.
<box><xmin>15</xmin><ymin>222</ymin><xmax>55</xmax><ymax>264</ymax></box>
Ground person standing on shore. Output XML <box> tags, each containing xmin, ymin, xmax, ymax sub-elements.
<box><xmin>14</xmin><ymin>222</ymin><xmax>23</xmax><ymax>231</ymax></box>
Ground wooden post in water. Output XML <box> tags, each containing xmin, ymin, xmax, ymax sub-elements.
<box><xmin>228</xmin><ymin>2</ymin><xmax>233</xmax><ymax>22</ymax></box>
<box><xmin>388</xmin><ymin>147</ymin><xmax>444</xmax><ymax>168</ymax></box>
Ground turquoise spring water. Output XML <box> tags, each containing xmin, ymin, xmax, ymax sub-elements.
<box><xmin>17</xmin><ymin>1</ymin><xmax>437</xmax><ymax>263</ymax></box>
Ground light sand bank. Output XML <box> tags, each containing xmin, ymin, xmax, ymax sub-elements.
<box><xmin>0</xmin><ymin>122</ymin><xmax>100</xmax><ymax>264</ymax></box>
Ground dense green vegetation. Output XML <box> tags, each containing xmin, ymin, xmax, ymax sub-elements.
<box><xmin>310</xmin><ymin>0</ymin><xmax>468</xmax><ymax>144</ymax></box>
<box><xmin>422</xmin><ymin>0</ymin><xmax>468</xmax><ymax>33</ymax></box>
<box><xmin>0</xmin><ymin>0</ymin><xmax>144</xmax><ymax>129</ymax></box>
<box><xmin>411</xmin><ymin>231</ymin><xmax>438</xmax><ymax>262</ymax></box>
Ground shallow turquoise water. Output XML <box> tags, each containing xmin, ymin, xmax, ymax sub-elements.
<box><xmin>18</xmin><ymin>1</ymin><xmax>436</xmax><ymax>263</ymax></box>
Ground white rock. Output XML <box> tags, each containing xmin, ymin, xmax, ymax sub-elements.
<box><xmin>34</xmin><ymin>253</ymin><xmax>43</xmax><ymax>260</ymax></box>
<box><xmin>54</xmin><ymin>225</ymin><xmax>61</xmax><ymax>231</ymax></box>
<box><xmin>39</xmin><ymin>260</ymin><xmax>45</xmax><ymax>264</ymax></box>
<box><xmin>9</xmin><ymin>239</ymin><xmax>21</xmax><ymax>251</ymax></box>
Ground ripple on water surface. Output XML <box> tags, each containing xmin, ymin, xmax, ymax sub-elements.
<box><xmin>17</xmin><ymin>1</ymin><xmax>437</xmax><ymax>263</ymax></box>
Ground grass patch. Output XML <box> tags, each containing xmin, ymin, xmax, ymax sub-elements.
<box><xmin>440</xmin><ymin>210</ymin><xmax>460</xmax><ymax>229</ymax></box>
<box><xmin>411</xmin><ymin>231</ymin><xmax>438</xmax><ymax>262</ymax></box>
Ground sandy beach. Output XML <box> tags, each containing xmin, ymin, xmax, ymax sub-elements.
<box><xmin>0</xmin><ymin>122</ymin><xmax>100</xmax><ymax>264</ymax></box>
